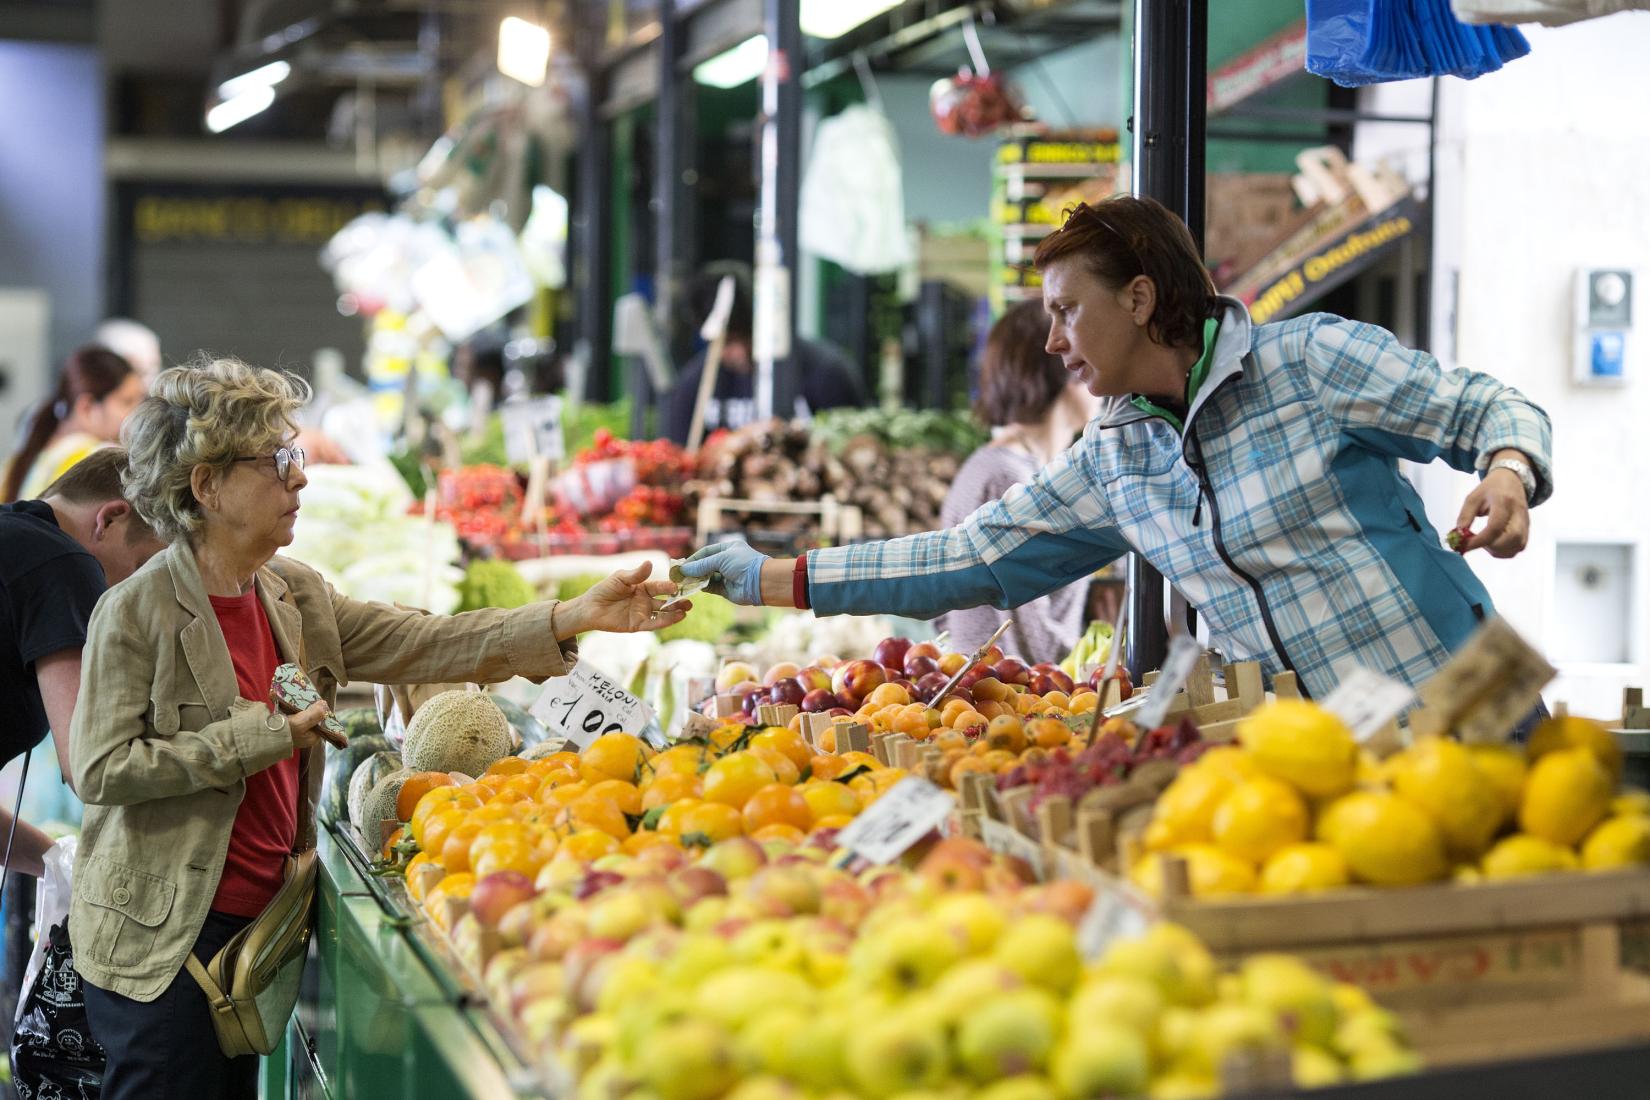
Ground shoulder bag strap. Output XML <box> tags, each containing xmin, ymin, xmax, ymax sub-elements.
<box><xmin>0</xmin><ymin>748</ymin><xmax>32</xmax><ymax>903</ymax></box>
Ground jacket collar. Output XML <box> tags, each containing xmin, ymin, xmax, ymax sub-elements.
<box><xmin>1092</xmin><ymin>296</ymin><xmax>1255</xmax><ymax>437</ymax></box>
<box><xmin>165</xmin><ymin>543</ymin><xmax>304</xmax><ymax>718</ymax></box>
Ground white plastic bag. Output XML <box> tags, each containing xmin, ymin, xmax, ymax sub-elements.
<box><xmin>16</xmin><ymin>835</ymin><xmax>75</xmax><ymax>1024</ymax></box>
<box><xmin>799</xmin><ymin>105</ymin><xmax>913</xmax><ymax>275</ymax></box>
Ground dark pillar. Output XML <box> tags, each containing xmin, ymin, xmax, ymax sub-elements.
<box><xmin>575</xmin><ymin>69</ymin><xmax>613</xmax><ymax>402</ymax></box>
<box><xmin>756</xmin><ymin>0</ymin><xmax>802</xmax><ymax>420</ymax></box>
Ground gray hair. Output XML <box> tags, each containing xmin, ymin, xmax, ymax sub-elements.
<box><xmin>120</xmin><ymin>355</ymin><xmax>311</xmax><ymax>543</ymax></box>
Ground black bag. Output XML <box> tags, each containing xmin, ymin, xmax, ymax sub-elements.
<box><xmin>10</xmin><ymin>923</ymin><xmax>103</xmax><ymax>1099</ymax></box>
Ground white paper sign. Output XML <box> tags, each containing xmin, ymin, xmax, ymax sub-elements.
<box><xmin>1077</xmin><ymin>883</ymin><xmax>1154</xmax><ymax>958</ymax></box>
<box><xmin>531</xmin><ymin>663</ymin><xmax>656</xmax><ymax>750</ymax></box>
<box><xmin>501</xmin><ymin>395</ymin><xmax>565</xmax><ymax>465</ymax></box>
<box><xmin>835</xmin><ymin>777</ymin><xmax>955</xmax><ymax>864</ymax></box>
<box><xmin>1135</xmin><ymin>634</ymin><xmax>1204</xmax><ymax>730</ymax></box>
<box><xmin>1323</xmin><ymin>665</ymin><xmax>1417</xmax><ymax>742</ymax></box>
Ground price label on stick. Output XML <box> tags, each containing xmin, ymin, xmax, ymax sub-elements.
<box><xmin>1134</xmin><ymin>634</ymin><xmax>1204</xmax><ymax>731</ymax></box>
<box><xmin>1322</xmin><ymin>666</ymin><xmax>1416</xmax><ymax>743</ymax></box>
<box><xmin>1077</xmin><ymin>883</ymin><xmax>1154</xmax><ymax>958</ymax></box>
<box><xmin>531</xmin><ymin>663</ymin><xmax>656</xmax><ymax>750</ymax></box>
<box><xmin>501</xmin><ymin>395</ymin><xmax>565</xmax><ymax>465</ymax></box>
<box><xmin>836</xmin><ymin>778</ymin><xmax>955</xmax><ymax>864</ymax></box>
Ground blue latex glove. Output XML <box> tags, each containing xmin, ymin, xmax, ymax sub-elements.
<box><xmin>678</xmin><ymin>541</ymin><xmax>769</xmax><ymax>606</ymax></box>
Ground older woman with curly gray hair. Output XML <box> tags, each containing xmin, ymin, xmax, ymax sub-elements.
<box><xmin>70</xmin><ymin>356</ymin><xmax>689</xmax><ymax>1098</ymax></box>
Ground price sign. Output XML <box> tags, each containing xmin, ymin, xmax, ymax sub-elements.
<box><xmin>1135</xmin><ymin>634</ymin><xmax>1204</xmax><ymax>730</ymax></box>
<box><xmin>1416</xmin><ymin>618</ymin><xmax>1556</xmax><ymax>744</ymax></box>
<box><xmin>1323</xmin><ymin>666</ymin><xmax>1417</xmax><ymax>743</ymax></box>
<box><xmin>1077</xmin><ymin>883</ymin><xmax>1154</xmax><ymax>958</ymax></box>
<box><xmin>835</xmin><ymin>778</ymin><xmax>955</xmax><ymax>865</ymax></box>
<box><xmin>531</xmin><ymin>663</ymin><xmax>656</xmax><ymax>750</ymax></box>
<box><xmin>501</xmin><ymin>395</ymin><xmax>565</xmax><ymax>465</ymax></box>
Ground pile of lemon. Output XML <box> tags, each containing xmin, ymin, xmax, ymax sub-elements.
<box><xmin>1132</xmin><ymin>701</ymin><xmax>1649</xmax><ymax>897</ymax></box>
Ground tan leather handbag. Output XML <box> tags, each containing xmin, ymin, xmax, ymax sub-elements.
<box><xmin>185</xmin><ymin>755</ymin><xmax>317</xmax><ymax>1058</ymax></box>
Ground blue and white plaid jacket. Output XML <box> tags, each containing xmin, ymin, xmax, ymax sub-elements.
<box><xmin>808</xmin><ymin>299</ymin><xmax>1553</xmax><ymax>699</ymax></box>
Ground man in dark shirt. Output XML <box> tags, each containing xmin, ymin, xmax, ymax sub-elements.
<box><xmin>665</xmin><ymin>263</ymin><xmax>866</xmax><ymax>444</ymax></box>
<box><xmin>0</xmin><ymin>447</ymin><xmax>163</xmax><ymax>874</ymax></box>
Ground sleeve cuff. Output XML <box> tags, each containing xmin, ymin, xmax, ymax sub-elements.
<box><xmin>227</xmin><ymin>699</ymin><xmax>295</xmax><ymax>778</ymax></box>
<box><xmin>502</xmin><ymin>601</ymin><xmax>579</xmax><ymax>683</ymax></box>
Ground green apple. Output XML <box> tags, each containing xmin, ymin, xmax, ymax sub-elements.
<box><xmin>632</xmin><ymin>1019</ymin><xmax>737</xmax><ymax>1100</ymax></box>
<box><xmin>693</xmin><ymin>966</ymin><xmax>817</xmax><ymax>1032</ymax></box>
<box><xmin>992</xmin><ymin>914</ymin><xmax>1081</xmax><ymax>994</ymax></box>
<box><xmin>1069</xmin><ymin>976</ymin><xmax>1164</xmax><ymax>1050</ymax></box>
<box><xmin>928</xmin><ymin>891</ymin><xmax>1008</xmax><ymax>956</ymax></box>
<box><xmin>1049</xmin><ymin>1022</ymin><xmax>1149</xmax><ymax>1097</ymax></box>
<box><xmin>734</xmin><ymin>1009</ymin><xmax>810</xmax><ymax>1077</ymax></box>
<box><xmin>1292</xmin><ymin>1044</ymin><xmax>1345</xmax><ymax>1088</ymax></box>
<box><xmin>1181</xmin><ymin>1003</ymin><xmax>1286</xmax><ymax>1077</ymax></box>
<box><xmin>956</xmin><ymin>990</ymin><xmax>1060</xmax><ymax>1081</ymax></box>
<box><xmin>845</xmin><ymin>1005</ymin><xmax>951</xmax><ymax>1098</ymax></box>
<box><xmin>973</xmin><ymin>1075</ymin><xmax>1058</xmax><ymax>1100</ymax></box>
<box><xmin>1240</xmin><ymin>953</ymin><xmax>1337</xmax><ymax>1048</ymax></box>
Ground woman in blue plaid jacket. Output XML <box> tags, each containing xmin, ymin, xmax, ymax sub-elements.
<box><xmin>684</xmin><ymin>197</ymin><xmax>1551</xmax><ymax>701</ymax></box>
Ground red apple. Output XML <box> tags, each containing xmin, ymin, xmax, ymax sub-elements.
<box><xmin>826</xmin><ymin>706</ymin><xmax>852</xmax><ymax>718</ymax></box>
<box><xmin>526</xmin><ymin>910</ymin><xmax>589</xmax><ymax>961</ymax></box>
<box><xmin>668</xmin><ymin>866</ymin><xmax>728</xmax><ymax>908</ymax></box>
<box><xmin>471</xmin><ymin>871</ymin><xmax>538</xmax><ymax>930</ymax></box>
<box><xmin>993</xmin><ymin>658</ymin><xmax>1031</xmax><ymax>686</ymax></box>
<box><xmin>634</xmin><ymin>843</ymin><xmax>690</xmax><ymax>875</ymax></box>
<box><xmin>763</xmin><ymin>661</ymin><xmax>801</xmax><ymax>685</ymax></box>
<box><xmin>1029</xmin><ymin>669</ymin><xmax>1075</xmax><ymax>696</ymax></box>
<box><xmin>573</xmin><ymin>869</ymin><xmax>626</xmax><ymax>901</ymax></box>
<box><xmin>831</xmin><ymin>659</ymin><xmax>887</xmax><ymax>708</ymax></box>
<box><xmin>1090</xmin><ymin>665</ymin><xmax>1134</xmax><ymax>701</ymax></box>
<box><xmin>982</xmin><ymin>646</ymin><xmax>1005</xmax><ymax>665</ymax></box>
<box><xmin>906</xmin><ymin>641</ymin><xmax>941</xmax><ymax>662</ymax></box>
<box><xmin>904</xmin><ymin>653</ymin><xmax>940</xmax><ymax>680</ymax></box>
<box><xmin>768</xmin><ymin>678</ymin><xmax>806</xmax><ymax>707</ymax></box>
<box><xmin>873</xmin><ymin>636</ymin><xmax>914</xmax><ymax>671</ymax></box>
<box><xmin>747</xmin><ymin>865</ymin><xmax>823</xmax><ymax>918</ymax></box>
<box><xmin>801</xmin><ymin>688</ymin><xmax>837</xmax><ymax>713</ymax></box>
<box><xmin>797</xmin><ymin>666</ymin><xmax>832</xmax><ymax>693</ymax></box>
<box><xmin>913</xmin><ymin>672</ymin><xmax>950</xmax><ymax>703</ymax></box>
<box><xmin>957</xmin><ymin>665</ymin><xmax>990</xmax><ymax>691</ymax></box>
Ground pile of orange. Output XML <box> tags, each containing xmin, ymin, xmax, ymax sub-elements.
<box><xmin>396</xmin><ymin>725</ymin><xmax>896</xmax><ymax>930</ymax></box>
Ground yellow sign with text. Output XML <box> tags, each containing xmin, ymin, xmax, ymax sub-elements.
<box><xmin>1249</xmin><ymin>207</ymin><xmax>1415</xmax><ymax>324</ymax></box>
<box><xmin>134</xmin><ymin>195</ymin><xmax>381</xmax><ymax>246</ymax></box>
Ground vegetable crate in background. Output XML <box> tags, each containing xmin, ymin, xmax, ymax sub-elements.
<box><xmin>695</xmin><ymin>495</ymin><xmax>864</xmax><ymax>557</ymax></box>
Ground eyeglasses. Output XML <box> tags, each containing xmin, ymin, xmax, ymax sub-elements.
<box><xmin>231</xmin><ymin>445</ymin><xmax>306</xmax><ymax>483</ymax></box>
<box><xmin>1067</xmin><ymin>202</ymin><xmax>1143</xmax><ymax>271</ymax></box>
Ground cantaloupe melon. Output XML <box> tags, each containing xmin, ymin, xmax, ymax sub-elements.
<box><xmin>403</xmin><ymin>691</ymin><xmax>512</xmax><ymax>776</ymax></box>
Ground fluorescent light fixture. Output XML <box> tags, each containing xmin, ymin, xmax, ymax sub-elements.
<box><xmin>206</xmin><ymin>86</ymin><xmax>276</xmax><ymax>132</ymax></box>
<box><xmin>693</xmin><ymin>34</ymin><xmax>768</xmax><ymax>88</ymax></box>
<box><xmin>217</xmin><ymin>59</ymin><xmax>290</xmax><ymax>101</ymax></box>
<box><xmin>801</xmin><ymin>0</ymin><xmax>903</xmax><ymax>39</ymax></box>
<box><xmin>498</xmin><ymin>16</ymin><xmax>551</xmax><ymax>86</ymax></box>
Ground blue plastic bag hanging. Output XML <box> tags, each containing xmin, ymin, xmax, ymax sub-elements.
<box><xmin>1307</xmin><ymin>0</ymin><xmax>1531</xmax><ymax>86</ymax></box>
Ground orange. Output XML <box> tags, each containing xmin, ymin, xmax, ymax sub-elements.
<box><xmin>472</xmin><ymin>842</ymin><xmax>541</xmax><ymax>880</ymax></box>
<box><xmin>420</xmin><ymin>808</ymin><xmax>469</xmax><ymax>862</ymax></box>
<box><xmin>702</xmin><ymin>752</ymin><xmax>778</xmax><ymax>807</ymax></box>
<box><xmin>985</xmin><ymin>715</ymin><xmax>1027</xmax><ymax>754</ymax></box>
<box><xmin>538</xmin><ymin>782</ymin><xmax>589</xmax><ymax>807</ymax></box>
<box><xmin>586</xmin><ymin>779</ymin><xmax>643</xmax><ymax>817</ymax></box>
<box><xmin>741</xmin><ymin>783</ymin><xmax>813</xmax><ymax>833</ymax></box>
<box><xmin>410</xmin><ymin>787</ymin><xmax>481</xmax><ymax>846</ymax></box>
<box><xmin>471</xmin><ymin>800</ymin><xmax>525</xmax><ymax>823</ymax></box>
<box><xmin>814</xmin><ymin>813</ymin><xmax>855</xmax><ymax>831</ymax></box>
<box><xmin>527</xmin><ymin>751</ymin><xmax>581</xmax><ymax>777</ymax></box>
<box><xmin>396</xmin><ymin>772</ymin><xmax>457</xmax><ymax>822</ymax></box>
<box><xmin>1027</xmin><ymin>718</ymin><xmax>1073</xmax><ymax>749</ymax></box>
<box><xmin>654</xmin><ymin>799</ymin><xmax>703</xmax><ymax>837</ymax></box>
<box><xmin>485</xmin><ymin>788</ymin><xmax>533</xmax><ymax>808</ymax></box>
<box><xmin>709</xmin><ymin>724</ymin><xmax>746</xmax><ymax>751</ymax></box>
<box><xmin>752</xmin><ymin>746</ymin><xmax>801</xmax><ymax>785</ymax></box>
<box><xmin>622</xmin><ymin>831</ymin><xmax>682</xmax><ymax>856</ymax></box>
<box><xmin>559</xmin><ymin>829</ymin><xmax>622</xmax><ymax>862</ymax></box>
<box><xmin>800</xmin><ymin>781</ymin><xmax>860</xmax><ymax>824</ymax></box>
<box><xmin>866</xmin><ymin>683</ymin><xmax>912</xmax><ymax>709</ymax></box>
<box><xmin>468</xmin><ymin>821</ymin><xmax>531</xmax><ymax>867</ymax></box>
<box><xmin>476</xmin><ymin>774</ymin><xmax>513</xmax><ymax>794</ymax></box>
<box><xmin>579</xmin><ymin>732</ymin><xmax>647</xmax><ymax>784</ymax></box>
<box><xmin>836</xmin><ymin>751</ymin><xmax>881</xmax><ymax>773</ymax></box>
<box><xmin>752</xmin><ymin>823</ymin><xmax>806</xmax><ymax>845</ymax></box>
<box><xmin>404</xmin><ymin>852</ymin><xmax>438</xmax><ymax>901</ymax></box>
<box><xmin>424</xmin><ymin>872</ymin><xmax>476</xmax><ymax>931</ymax></box>
<box><xmin>852</xmin><ymin>768</ymin><xmax>908</xmax><ymax>804</ymax></box>
<box><xmin>645</xmin><ymin>744</ymin><xmax>713</xmax><ymax>782</ymax></box>
<box><xmin>556</xmin><ymin>793</ymin><xmax>631</xmax><ymax>841</ymax></box>
<box><xmin>642</xmin><ymin>772</ymin><xmax>701</xmax><ymax>810</ymax></box>
<box><xmin>810</xmin><ymin>753</ymin><xmax>847</xmax><ymax>780</ymax></box>
<box><xmin>484</xmin><ymin>756</ymin><xmax>530</xmax><ymax>777</ymax></box>
<box><xmin>536</xmin><ymin>766</ymin><xmax>583</xmax><ymax>791</ymax></box>
<box><xmin>381</xmin><ymin>825</ymin><xmax>408</xmax><ymax>860</ymax></box>
<box><xmin>439</xmin><ymin>821</ymin><xmax>486</xmax><ymax>874</ymax></box>
<box><xmin>751</xmin><ymin>727</ymin><xmax>812</xmax><ymax>770</ymax></box>
<box><xmin>678</xmin><ymin>802</ymin><xmax>744</xmax><ymax>844</ymax></box>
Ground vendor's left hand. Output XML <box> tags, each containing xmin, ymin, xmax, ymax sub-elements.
<box><xmin>557</xmin><ymin>561</ymin><xmax>690</xmax><ymax>636</ymax></box>
<box><xmin>1455</xmin><ymin>469</ymin><xmax>1529</xmax><ymax>558</ymax></box>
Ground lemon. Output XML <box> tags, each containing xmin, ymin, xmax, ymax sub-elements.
<box><xmin>1480</xmin><ymin>833</ymin><xmax>1579</xmax><ymax>879</ymax></box>
<box><xmin>1581</xmin><ymin>815</ymin><xmax>1650</xmax><ymax>870</ymax></box>
<box><xmin>1527</xmin><ymin>716</ymin><xmax>1623</xmax><ymax>780</ymax></box>
<box><xmin>1519</xmin><ymin>748</ymin><xmax>1612</xmax><ymax>847</ymax></box>
<box><xmin>1238</xmin><ymin>701</ymin><xmax>1357</xmax><ymax>799</ymax></box>
<box><xmin>1611</xmin><ymin>789</ymin><xmax>1650</xmax><ymax>818</ymax></box>
<box><xmin>1130</xmin><ymin>845</ymin><xmax>1256</xmax><ymax>899</ymax></box>
<box><xmin>1388</xmin><ymin>738</ymin><xmax>1502</xmax><ymax>860</ymax></box>
<box><xmin>1259</xmin><ymin>843</ymin><xmax>1351</xmax><ymax>894</ymax></box>
<box><xmin>1191</xmin><ymin>745</ymin><xmax>1258</xmax><ymax>784</ymax></box>
<box><xmin>1150</xmin><ymin>768</ymin><xmax>1237</xmax><ymax>849</ymax></box>
<box><xmin>1467</xmin><ymin>745</ymin><xmax>1528</xmax><ymax>826</ymax></box>
<box><xmin>1211</xmin><ymin>776</ymin><xmax>1309</xmax><ymax>863</ymax></box>
<box><xmin>1317</xmin><ymin>791</ymin><xmax>1448</xmax><ymax>887</ymax></box>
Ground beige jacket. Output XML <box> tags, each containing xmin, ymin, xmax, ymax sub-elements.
<box><xmin>69</xmin><ymin>542</ymin><xmax>577</xmax><ymax>1000</ymax></box>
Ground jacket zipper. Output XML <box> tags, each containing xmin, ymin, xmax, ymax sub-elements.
<box><xmin>1184</xmin><ymin>408</ymin><xmax>1307</xmax><ymax>695</ymax></box>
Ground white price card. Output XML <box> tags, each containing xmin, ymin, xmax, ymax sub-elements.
<box><xmin>531</xmin><ymin>663</ymin><xmax>656</xmax><ymax>750</ymax></box>
<box><xmin>1077</xmin><ymin>883</ymin><xmax>1154</xmax><ymax>958</ymax></box>
<box><xmin>501</xmin><ymin>395</ymin><xmax>565</xmax><ymax>465</ymax></box>
<box><xmin>1323</xmin><ymin>665</ymin><xmax>1416</xmax><ymax>743</ymax></box>
<box><xmin>1134</xmin><ymin>634</ymin><xmax>1204</xmax><ymax>731</ymax></box>
<box><xmin>835</xmin><ymin>778</ymin><xmax>955</xmax><ymax>865</ymax></box>
<box><xmin>1417</xmin><ymin>617</ymin><xmax>1556</xmax><ymax>744</ymax></box>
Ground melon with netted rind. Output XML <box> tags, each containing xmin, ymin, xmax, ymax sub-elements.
<box><xmin>355</xmin><ymin>768</ymin><xmax>414</xmax><ymax>837</ymax></box>
<box><xmin>403</xmin><ymin>690</ymin><xmax>512</xmax><ymax>776</ymax></box>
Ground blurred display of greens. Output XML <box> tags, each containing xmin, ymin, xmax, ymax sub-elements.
<box><xmin>552</xmin><ymin>573</ymin><xmax>748</xmax><ymax>646</ymax></box>
<box><xmin>457</xmin><ymin>559</ymin><xmax>536</xmax><ymax>612</ymax></box>
<box><xmin>810</xmin><ymin>407</ymin><xmax>986</xmax><ymax>456</ymax></box>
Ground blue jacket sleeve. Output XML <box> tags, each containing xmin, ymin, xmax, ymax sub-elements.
<box><xmin>807</xmin><ymin>431</ymin><xmax>1132</xmax><ymax>619</ymax></box>
<box><xmin>1301</xmin><ymin>315</ymin><xmax>1554</xmax><ymax>504</ymax></box>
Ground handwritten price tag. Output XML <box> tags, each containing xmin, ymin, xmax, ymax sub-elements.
<box><xmin>1077</xmin><ymin>883</ymin><xmax>1154</xmax><ymax>958</ymax></box>
<box><xmin>1134</xmin><ymin>634</ymin><xmax>1204</xmax><ymax>730</ymax></box>
<box><xmin>531</xmin><ymin>663</ymin><xmax>656</xmax><ymax>750</ymax></box>
<box><xmin>501</xmin><ymin>395</ymin><xmax>565</xmax><ymax>465</ymax></box>
<box><xmin>1323</xmin><ymin>665</ymin><xmax>1417</xmax><ymax>743</ymax></box>
<box><xmin>836</xmin><ymin>778</ymin><xmax>955</xmax><ymax>864</ymax></box>
<box><xmin>1417</xmin><ymin>618</ymin><xmax>1556</xmax><ymax>744</ymax></box>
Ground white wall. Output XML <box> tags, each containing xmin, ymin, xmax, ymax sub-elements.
<box><xmin>1418</xmin><ymin>18</ymin><xmax>1650</xmax><ymax>720</ymax></box>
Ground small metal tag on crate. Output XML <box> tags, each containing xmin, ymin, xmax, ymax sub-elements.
<box><xmin>836</xmin><ymin>777</ymin><xmax>954</xmax><ymax>864</ymax></box>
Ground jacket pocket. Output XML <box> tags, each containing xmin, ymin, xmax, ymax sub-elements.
<box><xmin>79</xmin><ymin>853</ymin><xmax>178</xmax><ymax>970</ymax></box>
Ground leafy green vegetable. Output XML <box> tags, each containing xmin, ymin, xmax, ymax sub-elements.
<box><xmin>563</xmin><ymin>399</ymin><xmax>633</xmax><ymax>457</ymax></box>
<box><xmin>654</xmin><ymin>592</ymin><xmax>738</xmax><ymax>645</ymax></box>
<box><xmin>810</xmin><ymin>408</ymin><xmax>986</xmax><ymax>456</ymax></box>
<box><xmin>554</xmin><ymin>573</ymin><xmax>608</xmax><ymax>603</ymax></box>
<box><xmin>459</xmin><ymin>415</ymin><xmax>509</xmax><ymax>467</ymax></box>
<box><xmin>457</xmin><ymin>559</ymin><xmax>536</xmax><ymax>612</ymax></box>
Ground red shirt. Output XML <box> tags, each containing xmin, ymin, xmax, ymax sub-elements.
<box><xmin>209</xmin><ymin>589</ymin><xmax>300</xmax><ymax>918</ymax></box>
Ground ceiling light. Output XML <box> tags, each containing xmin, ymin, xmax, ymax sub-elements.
<box><xmin>693</xmin><ymin>34</ymin><xmax>769</xmax><ymax>88</ymax></box>
<box><xmin>217</xmin><ymin>59</ymin><xmax>290</xmax><ymax>101</ymax></box>
<box><xmin>498</xmin><ymin>16</ymin><xmax>552</xmax><ymax>87</ymax></box>
<box><xmin>801</xmin><ymin>0</ymin><xmax>903</xmax><ymax>39</ymax></box>
<box><xmin>206</xmin><ymin>85</ymin><xmax>276</xmax><ymax>133</ymax></box>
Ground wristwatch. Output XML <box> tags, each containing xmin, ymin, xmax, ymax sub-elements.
<box><xmin>1489</xmin><ymin>456</ymin><xmax>1538</xmax><ymax>504</ymax></box>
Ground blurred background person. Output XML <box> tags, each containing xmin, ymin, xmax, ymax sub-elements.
<box><xmin>933</xmin><ymin>300</ymin><xmax>1101</xmax><ymax>665</ymax></box>
<box><xmin>93</xmin><ymin>318</ymin><xmax>163</xmax><ymax>388</ymax></box>
<box><xmin>3</xmin><ymin>346</ymin><xmax>147</xmax><ymax>502</ymax></box>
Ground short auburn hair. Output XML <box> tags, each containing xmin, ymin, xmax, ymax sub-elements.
<box><xmin>1032</xmin><ymin>195</ymin><xmax>1219</xmax><ymax>351</ymax></box>
<box><xmin>973</xmin><ymin>300</ymin><xmax>1068</xmax><ymax>428</ymax></box>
